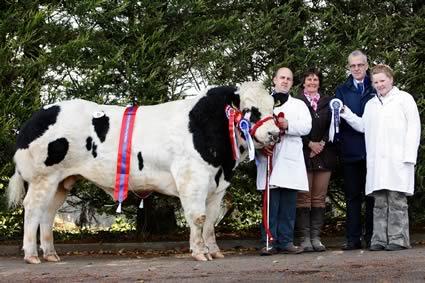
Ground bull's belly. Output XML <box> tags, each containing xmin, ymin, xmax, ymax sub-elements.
<box><xmin>80</xmin><ymin>166</ymin><xmax>179</xmax><ymax>198</ymax></box>
<box><xmin>130</xmin><ymin>170</ymin><xmax>178</xmax><ymax>197</ymax></box>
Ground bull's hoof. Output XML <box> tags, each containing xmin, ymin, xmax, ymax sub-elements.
<box><xmin>44</xmin><ymin>253</ymin><xmax>61</xmax><ymax>262</ymax></box>
<box><xmin>25</xmin><ymin>256</ymin><xmax>41</xmax><ymax>264</ymax></box>
<box><xmin>192</xmin><ymin>253</ymin><xmax>208</xmax><ymax>261</ymax></box>
<box><xmin>205</xmin><ymin>253</ymin><xmax>213</xmax><ymax>261</ymax></box>
<box><xmin>211</xmin><ymin>251</ymin><xmax>224</xmax><ymax>258</ymax></box>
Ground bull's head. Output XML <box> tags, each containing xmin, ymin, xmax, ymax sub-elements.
<box><xmin>236</xmin><ymin>81</ymin><xmax>281</xmax><ymax>148</ymax></box>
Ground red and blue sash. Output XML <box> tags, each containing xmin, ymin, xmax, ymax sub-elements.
<box><xmin>114</xmin><ymin>106</ymin><xmax>139</xmax><ymax>212</ymax></box>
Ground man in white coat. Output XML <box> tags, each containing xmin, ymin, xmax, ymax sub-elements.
<box><xmin>340</xmin><ymin>64</ymin><xmax>421</xmax><ymax>251</ymax></box>
<box><xmin>257</xmin><ymin>67</ymin><xmax>312</xmax><ymax>255</ymax></box>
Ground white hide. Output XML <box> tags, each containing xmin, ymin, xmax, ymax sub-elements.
<box><xmin>8</xmin><ymin>81</ymin><xmax>280</xmax><ymax>263</ymax></box>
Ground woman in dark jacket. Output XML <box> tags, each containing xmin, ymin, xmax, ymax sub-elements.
<box><xmin>295</xmin><ymin>67</ymin><xmax>338</xmax><ymax>252</ymax></box>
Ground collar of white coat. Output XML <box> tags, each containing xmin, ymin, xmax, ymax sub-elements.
<box><xmin>379</xmin><ymin>86</ymin><xmax>398</xmax><ymax>99</ymax></box>
<box><xmin>375</xmin><ymin>86</ymin><xmax>399</xmax><ymax>105</ymax></box>
<box><xmin>274</xmin><ymin>94</ymin><xmax>294</xmax><ymax>110</ymax></box>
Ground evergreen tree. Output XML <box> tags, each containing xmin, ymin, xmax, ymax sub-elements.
<box><xmin>1</xmin><ymin>0</ymin><xmax>424</xmax><ymax>236</ymax></box>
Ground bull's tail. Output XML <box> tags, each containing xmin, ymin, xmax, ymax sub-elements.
<box><xmin>7</xmin><ymin>169</ymin><xmax>26</xmax><ymax>208</ymax></box>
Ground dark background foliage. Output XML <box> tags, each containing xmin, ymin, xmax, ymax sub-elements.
<box><xmin>1</xmin><ymin>0</ymin><xmax>424</xmax><ymax>240</ymax></box>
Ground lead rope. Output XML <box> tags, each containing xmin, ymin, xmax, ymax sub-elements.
<box><xmin>263</xmin><ymin>154</ymin><xmax>274</xmax><ymax>250</ymax></box>
<box><xmin>263</xmin><ymin>111</ymin><xmax>285</xmax><ymax>250</ymax></box>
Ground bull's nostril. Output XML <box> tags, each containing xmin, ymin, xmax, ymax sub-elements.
<box><xmin>268</xmin><ymin>131</ymin><xmax>280</xmax><ymax>143</ymax></box>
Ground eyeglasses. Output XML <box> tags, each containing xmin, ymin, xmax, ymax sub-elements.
<box><xmin>348</xmin><ymin>63</ymin><xmax>366</xmax><ymax>69</ymax></box>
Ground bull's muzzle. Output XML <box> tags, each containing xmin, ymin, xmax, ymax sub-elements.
<box><xmin>250</xmin><ymin>116</ymin><xmax>281</xmax><ymax>146</ymax></box>
<box><xmin>269</xmin><ymin>130</ymin><xmax>281</xmax><ymax>145</ymax></box>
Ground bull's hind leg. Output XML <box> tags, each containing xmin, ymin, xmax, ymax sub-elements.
<box><xmin>40</xmin><ymin>182</ymin><xmax>69</xmax><ymax>262</ymax></box>
<box><xmin>23</xmin><ymin>178</ymin><xmax>59</xmax><ymax>264</ymax></box>
<box><xmin>203</xmin><ymin>188</ymin><xmax>227</xmax><ymax>259</ymax></box>
<box><xmin>173</xmin><ymin>162</ymin><xmax>211</xmax><ymax>261</ymax></box>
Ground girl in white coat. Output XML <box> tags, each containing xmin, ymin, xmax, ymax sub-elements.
<box><xmin>340</xmin><ymin>64</ymin><xmax>421</xmax><ymax>251</ymax></box>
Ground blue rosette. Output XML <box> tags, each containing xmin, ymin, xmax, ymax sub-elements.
<box><xmin>239</xmin><ymin>118</ymin><xmax>255</xmax><ymax>161</ymax></box>
<box><xmin>329</xmin><ymin>98</ymin><xmax>343</xmax><ymax>142</ymax></box>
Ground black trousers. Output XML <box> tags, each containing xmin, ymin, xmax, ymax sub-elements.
<box><xmin>343</xmin><ymin>160</ymin><xmax>374</xmax><ymax>245</ymax></box>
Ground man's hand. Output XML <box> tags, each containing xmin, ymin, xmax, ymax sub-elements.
<box><xmin>278</xmin><ymin>117</ymin><xmax>288</xmax><ymax>133</ymax></box>
<box><xmin>262</xmin><ymin>145</ymin><xmax>274</xmax><ymax>156</ymax></box>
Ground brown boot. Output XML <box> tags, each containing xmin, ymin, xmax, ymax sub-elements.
<box><xmin>297</xmin><ymin>208</ymin><xmax>314</xmax><ymax>252</ymax></box>
<box><xmin>311</xmin><ymin>207</ymin><xmax>326</xmax><ymax>252</ymax></box>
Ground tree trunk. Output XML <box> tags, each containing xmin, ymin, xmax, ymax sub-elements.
<box><xmin>136</xmin><ymin>196</ymin><xmax>178</xmax><ymax>239</ymax></box>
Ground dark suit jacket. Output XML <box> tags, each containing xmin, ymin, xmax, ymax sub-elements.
<box><xmin>335</xmin><ymin>75</ymin><xmax>376</xmax><ymax>163</ymax></box>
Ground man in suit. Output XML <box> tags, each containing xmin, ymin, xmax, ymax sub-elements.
<box><xmin>335</xmin><ymin>50</ymin><xmax>376</xmax><ymax>250</ymax></box>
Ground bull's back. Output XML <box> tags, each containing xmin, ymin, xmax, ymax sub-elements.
<box><xmin>14</xmin><ymin>100</ymin><xmax>117</xmax><ymax>181</ymax></box>
<box><xmin>14</xmin><ymin>98</ymin><xmax>200</xmax><ymax>191</ymax></box>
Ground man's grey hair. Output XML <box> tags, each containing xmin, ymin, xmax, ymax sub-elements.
<box><xmin>348</xmin><ymin>50</ymin><xmax>368</xmax><ymax>64</ymax></box>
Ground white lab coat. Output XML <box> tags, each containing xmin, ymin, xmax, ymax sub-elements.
<box><xmin>256</xmin><ymin>96</ymin><xmax>312</xmax><ymax>191</ymax></box>
<box><xmin>340</xmin><ymin>86</ymin><xmax>421</xmax><ymax>196</ymax></box>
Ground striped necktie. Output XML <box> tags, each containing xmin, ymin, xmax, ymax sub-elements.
<box><xmin>358</xmin><ymin>82</ymin><xmax>364</xmax><ymax>94</ymax></box>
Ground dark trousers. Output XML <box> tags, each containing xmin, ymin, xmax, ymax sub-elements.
<box><xmin>343</xmin><ymin>160</ymin><xmax>374</xmax><ymax>246</ymax></box>
<box><xmin>261</xmin><ymin>187</ymin><xmax>298</xmax><ymax>249</ymax></box>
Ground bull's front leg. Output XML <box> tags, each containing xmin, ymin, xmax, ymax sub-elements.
<box><xmin>180</xmin><ymin>192</ymin><xmax>210</xmax><ymax>261</ymax></box>
<box><xmin>202</xmin><ymin>187</ymin><xmax>227</xmax><ymax>259</ymax></box>
<box><xmin>173</xmin><ymin>162</ymin><xmax>211</xmax><ymax>261</ymax></box>
<box><xmin>185</xmin><ymin>210</ymin><xmax>210</xmax><ymax>261</ymax></box>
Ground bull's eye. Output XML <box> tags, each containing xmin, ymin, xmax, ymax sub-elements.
<box><xmin>249</xmin><ymin>107</ymin><xmax>261</xmax><ymax>124</ymax></box>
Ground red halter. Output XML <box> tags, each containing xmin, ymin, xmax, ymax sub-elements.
<box><xmin>249</xmin><ymin>116</ymin><xmax>276</xmax><ymax>138</ymax></box>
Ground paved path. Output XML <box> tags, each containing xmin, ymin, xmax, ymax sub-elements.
<box><xmin>1</xmin><ymin>246</ymin><xmax>425</xmax><ymax>282</ymax></box>
<box><xmin>1</xmin><ymin>236</ymin><xmax>425</xmax><ymax>282</ymax></box>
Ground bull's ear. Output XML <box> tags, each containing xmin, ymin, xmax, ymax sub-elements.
<box><xmin>232</xmin><ymin>87</ymin><xmax>241</xmax><ymax>108</ymax></box>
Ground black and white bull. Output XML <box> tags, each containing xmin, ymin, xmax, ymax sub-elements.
<box><xmin>8</xmin><ymin>81</ymin><xmax>280</xmax><ymax>264</ymax></box>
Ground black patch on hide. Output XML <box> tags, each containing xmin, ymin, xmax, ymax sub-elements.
<box><xmin>85</xmin><ymin>136</ymin><xmax>97</xmax><ymax>158</ymax></box>
<box><xmin>215</xmin><ymin>168</ymin><xmax>222</xmax><ymax>187</ymax></box>
<box><xmin>86</xmin><ymin>137</ymin><xmax>93</xmax><ymax>151</ymax></box>
<box><xmin>137</xmin><ymin>151</ymin><xmax>144</xmax><ymax>171</ymax></box>
<box><xmin>239</xmin><ymin>146</ymin><xmax>246</xmax><ymax>155</ymax></box>
<box><xmin>249</xmin><ymin>107</ymin><xmax>261</xmax><ymax>124</ymax></box>
<box><xmin>91</xmin><ymin>142</ymin><xmax>98</xmax><ymax>158</ymax></box>
<box><xmin>45</xmin><ymin>137</ymin><xmax>69</xmax><ymax>166</ymax></box>
<box><xmin>16</xmin><ymin>105</ymin><xmax>61</xmax><ymax>150</ymax></box>
<box><xmin>92</xmin><ymin>115</ymin><xmax>109</xmax><ymax>143</ymax></box>
<box><xmin>189</xmin><ymin>86</ymin><xmax>240</xmax><ymax>182</ymax></box>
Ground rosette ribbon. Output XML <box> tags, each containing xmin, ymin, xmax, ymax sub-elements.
<box><xmin>225</xmin><ymin>105</ymin><xmax>240</xmax><ymax>160</ymax></box>
<box><xmin>328</xmin><ymin>98</ymin><xmax>343</xmax><ymax>142</ymax></box>
<box><xmin>239</xmin><ymin>118</ymin><xmax>255</xmax><ymax>161</ymax></box>
<box><xmin>114</xmin><ymin>106</ymin><xmax>139</xmax><ymax>213</ymax></box>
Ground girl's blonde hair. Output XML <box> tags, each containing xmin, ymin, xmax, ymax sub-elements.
<box><xmin>371</xmin><ymin>64</ymin><xmax>394</xmax><ymax>80</ymax></box>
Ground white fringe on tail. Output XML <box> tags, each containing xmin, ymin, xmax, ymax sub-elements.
<box><xmin>7</xmin><ymin>169</ymin><xmax>26</xmax><ymax>208</ymax></box>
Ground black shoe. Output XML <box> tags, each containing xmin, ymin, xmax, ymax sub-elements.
<box><xmin>260</xmin><ymin>246</ymin><xmax>278</xmax><ymax>256</ymax></box>
<box><xmin>341</xmin><ymin>242</ymin><xmax>362</xmax><ymax>250</ymax></box>
<box><xmin>385</xmin><ymin>244</ymin><xmax>407</xmax><ymax>251</ymax></box>
<box><xmin>369</xmin><ymin>244</ymin><xmax>385</xmax><ymax>251</ymax></box>
<box><xmin>280</xmin><ymin>243</ymin><xmax>304</xmax><ymax>254</ymax></box>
